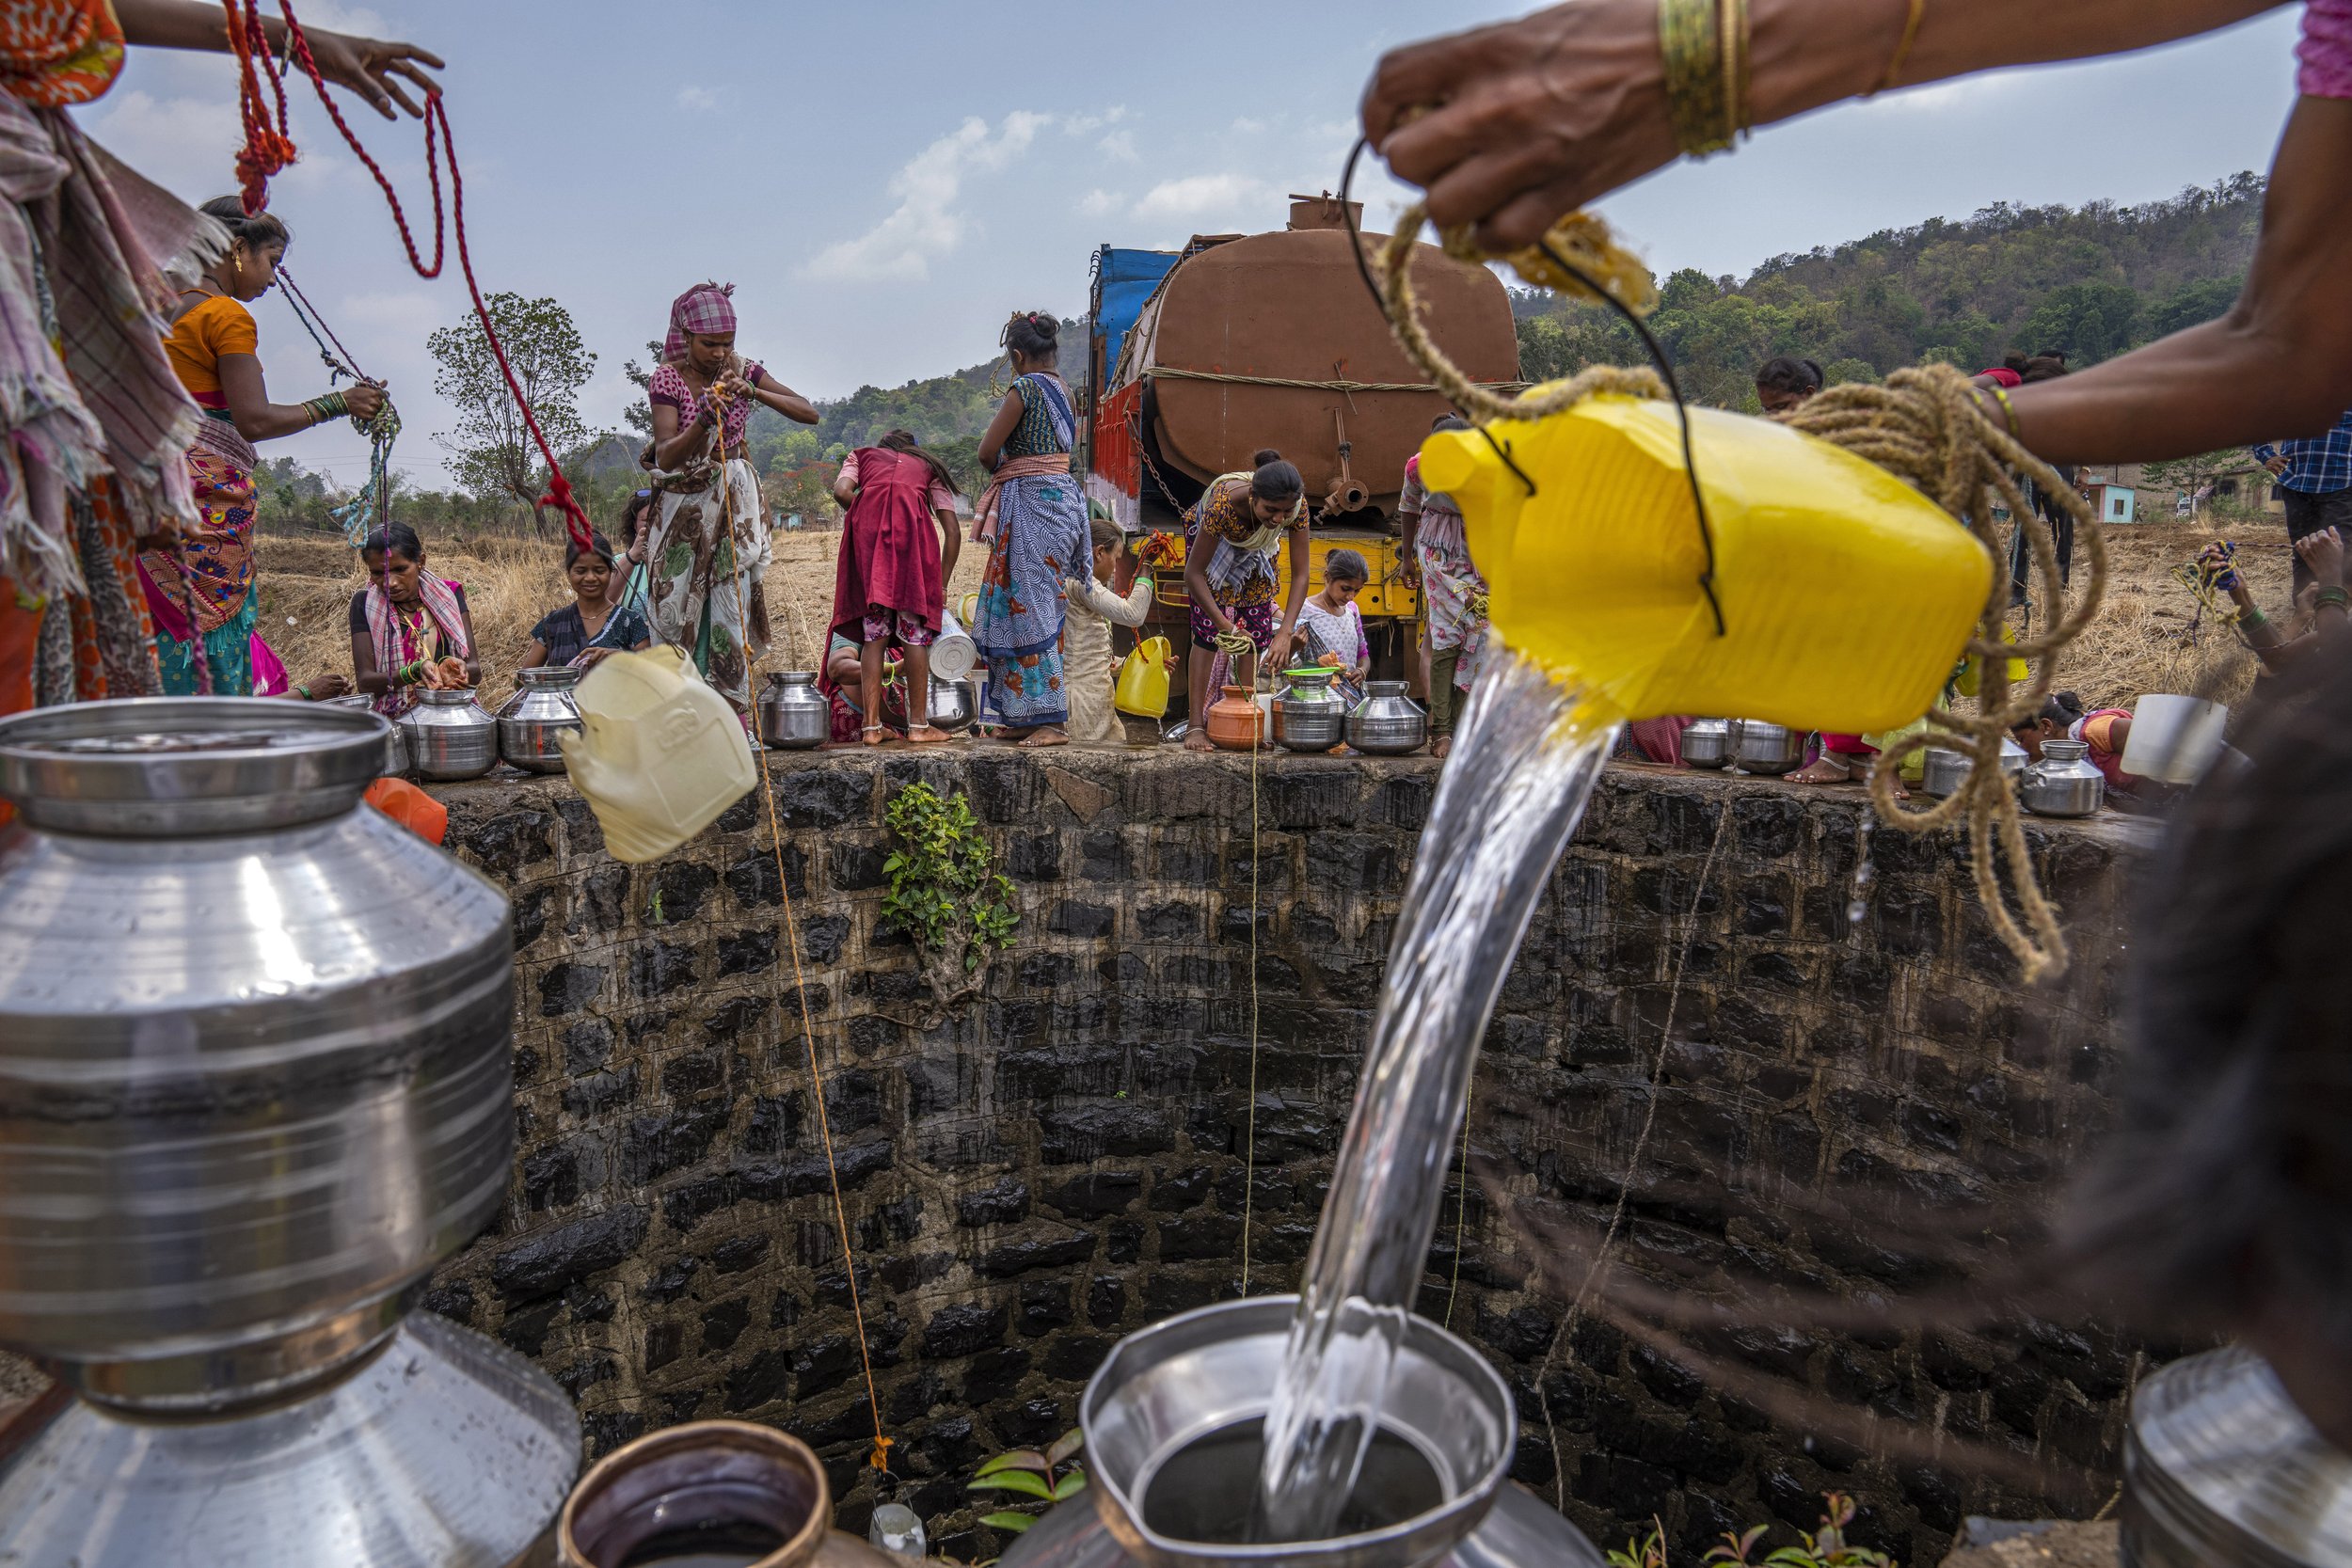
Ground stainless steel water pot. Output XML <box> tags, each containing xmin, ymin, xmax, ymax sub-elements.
<box><xmin>1729</xmin><ymin>720</ymin><xmax>1804</xmax><ymax>775</ymax></box>
<box><xmin>2122</xmin><ymin>1345</ymin><xmax>2352</xmax><ymax>1568</ymax></box>
<box><xmin>759</xmin><ymin>670</ymin><xmax>830</xmax><ymax>750</ymax></box>
<box><xmin>2022</xmin><ymin>737</ymin><xmax>2106</xmax><ymax>817</ymax></box>
<box><xmin>995</xmin><ymin>1297</ymin><xmax>1605</xmax><ymax>1568</ymax></box>
<box><xmin>1278</xmin><ymin>668</ymin><xmax>1348</xmax><ymax>752</ymax></box>
<box><xmin>0</xmin><ymin>698</ymin><xmax>515</xmax><ymax>1406</ymax></box>
<box><xmin>325</xmin><ymin>693</ymin><xmax>407</xmax><ymax>775</ymax></box>
<box><xmin>401</xmin><ymin>686</ymin><xmax>501</xmax><ymax>780</ymax></box>
<box><xmin>1680</xmin><ymin>718</ymin><xmax>1730</xmax><ymax>768</ymax></box>
<box><xmin>0</xmin><ymin>1312</ymin><xmax>580</xmax><ymax>1568</ymax></box>
<box><xmin>1346</xmin><ymin>681</ymin><xmax>1428</xmax><ymax>757</ymax></box>
<box><xmin>498</xmin><ymin>665</ymin><xmax>585</xmax><ymax>773</ymax></box>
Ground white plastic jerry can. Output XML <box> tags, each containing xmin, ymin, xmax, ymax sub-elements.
<box><xmin>559</xmin><ymin>645</ymin><xmax>757</xmax><ymax>863</ymax></box>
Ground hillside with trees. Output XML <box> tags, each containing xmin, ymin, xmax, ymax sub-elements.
<box><xmin>1518</xmin><ymin>175</ymin><xmax>2264</xmax><ymax>409</ymax></box>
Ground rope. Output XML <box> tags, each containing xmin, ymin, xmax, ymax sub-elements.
<box><xmin>1148</xmin><ymin>367</ymin><xmax>1530</xmax><ymax>396</ymax></box>
<box><xmin>273</xmin><ymin>264</ymin><xmax>401</xmax><ymax>546</ymax></box>
<box><xmin>1786</xmin><ymin>367</ymin><xmax>2106</xmax><ymax>982</ymax></box>
<box><xmin>1239</xmin><ymin>709</ymin><xmax>1263</xmax><ymax>1294</ymax></box>
<box><xmin>1535</xmin><ymin>797</ymin><xmax>1730</xmax><ymax>1510</ymax></box>
<box><xmin>225</xmin><ymin>0</ymin><xmax>595</xmax><ymax>555</ymax></box>
<box><xmin>719</xmin><ymin>403</ymin><xmax>894</xmax><ymax>1480</ymax></box>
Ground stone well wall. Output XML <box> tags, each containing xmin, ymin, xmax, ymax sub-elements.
<box><xmin>420</xmin><ymin>750</ymin><xmax>2148</xmax><ymax>1565</ymax></box>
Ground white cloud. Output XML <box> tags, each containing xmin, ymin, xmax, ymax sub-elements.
<box><xmin>1232</xmin><ymin>117</ymin><xmax>1269</xmax><ymax>135</ymax></box>
<box><xmin>1097</xmin><ymin>129</ymin><xmax>1137</xmax><ymax>164</ymax></box>
<box><xmin>1062</xmin><ymin>106</ymin><xmax>1128</xmax><ymax>137</ymax></box>
<box><xmin>1132</xmin><ymin>173</ymin><xmax>1275</xmax><ymax>221</ymax></box>
<box><xmin>677</xmin><ymin>86</ymin><xmax>720</xmax><ymax>112</ymax></box>
<box><xmin>801</xmin><ymin>112</ymin><xmax>1051</xmax><ymax>283</ymax></box>
<box><xmin>1078</xmin><ymin>188</ymin><xmax>1122</xmax><ymax>217</ymax></box>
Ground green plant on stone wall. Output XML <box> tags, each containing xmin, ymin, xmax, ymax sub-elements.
<box><xmin>968</xmin><ymin>1429</ymin><xmax>1088</xmax><ymax>1544</ymax></box>
<box><xmin>880</xmin><ymin>781</ymin><xmax>1019</xmax><ymax>1018</ymax></box>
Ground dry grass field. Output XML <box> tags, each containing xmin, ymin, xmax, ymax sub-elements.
<box><xmin>254</xmin><ymin>515</ymin><xmax>2290</xmax><ymax>718</ymax></box>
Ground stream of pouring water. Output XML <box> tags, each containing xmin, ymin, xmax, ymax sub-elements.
<box><xmin>1252</xmin><ymin>646</ymin><xmax>1619</xmax><ymax>1542</ymax></box>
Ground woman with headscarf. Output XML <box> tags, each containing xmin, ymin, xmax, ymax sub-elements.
<box><xmin>138</xmin><ymin>196</ymin><xmax>387</xmax><ymax>695</ymax></box>
<box><xmin>828</xmin><ymin>427</ymin><xmax>960</xmax><ymax>745</ymax></box>
<box><xmin>971</xmin><ymin>310</ymin><xmax>1089</xmax><ymax>747</ymax></box>
<box><xmin>643</xmin><ymin>281</ymin><xmax>817</xmax><ymax>712</ymax></box>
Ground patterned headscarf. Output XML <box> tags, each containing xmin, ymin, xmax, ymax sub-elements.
<box><xmin>664</xmin><ymin>281</ymin><xmax>736</xmax><ymax>362</ymax></box>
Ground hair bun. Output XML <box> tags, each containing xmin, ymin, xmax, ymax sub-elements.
<box><xmin>1251</xmin><ymin>448</ymin><xmax>1282</xmax><ymax>467</ymax></box>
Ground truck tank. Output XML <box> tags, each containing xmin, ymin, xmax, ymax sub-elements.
<box><xmin>1085</xmin><ymin>194</ymin><xmax>1519</xmax><ymax>530</ymax></box>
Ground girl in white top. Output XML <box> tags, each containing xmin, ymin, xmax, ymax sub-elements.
<box><xmin>1293</xmin><ymin>548</ymin><xmax>1372</xmax><ymax>706</ymax></box>
<box><xmin>1062</xmin><ymin>515</ymin><xmax>1155</xmax><ymax>745</ymax></box>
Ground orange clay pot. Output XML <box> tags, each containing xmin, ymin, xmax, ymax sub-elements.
<box><xmin>1206</xmin><ymin>684</ymin><xmax>1263</xmax><ymax>751</ymax></box>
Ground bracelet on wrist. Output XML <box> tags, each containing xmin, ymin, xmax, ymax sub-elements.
<box><xmin>1868</xmin><ymin>0</ymin><xmax>1928</xmax><ymax>97</ymax></box>
<box><xmin>1659</xmin><ymin>0</ymin><xmax>1750</xmax><ymax>158</ymax></box>
<box><xmin>294</xmin><ymin>683</ymin><xmax>312</xmax><ymax>701</ymax></box>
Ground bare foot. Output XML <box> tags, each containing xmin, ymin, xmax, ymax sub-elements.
<box><xmin>1183</xmin><ymin>730</ymin><xmax>1216</xmax><ymax>752</ymax></box>
<box><xmin>1789</xmin><ymin>755</ymin><xmax>1854</xmax><ymax>784</ymax></box>
<box><xmin>994</xmin><ymin>725</ymin><xmax>1036</xmax><ymax>744</ymax></box>
<box><xmin>862</xmin><ymin>725</ymin><xmax>889</xmax><ymax>748</ymax></box>
<box><xmin>905</xmin><ymin>724</ymin><xmax>953</xmax><ymax>745</ymax></box>
<box><xmin>1018</xmin><ymin>727</ymin><xmax>1069</xmax><ymax>748</ymax></box>
<box><xmin>1431</xmin><ymin>735</ymin><xmax>1453</xmax><ymax>759</ymax></box>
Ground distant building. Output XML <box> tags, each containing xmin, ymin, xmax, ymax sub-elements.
<box><xmin>2084</xmin><ymin>481</ymin><xmax>2137</xmax><ymax>525</ymax></box>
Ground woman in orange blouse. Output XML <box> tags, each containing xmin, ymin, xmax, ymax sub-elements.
<box><xmin>137</xmin><ymin>197</ymin><xmax>387</xmax><ymax>694</ymax></box>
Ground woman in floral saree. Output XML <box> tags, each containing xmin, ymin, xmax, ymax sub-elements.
<box><xmin>971</xmin><ymin>310</ymin><xmax>1088</xmax><ymax>747</ymax></box>
<box><xmin>643</xmin><ymin>280</ymin><xmax>817</xmax><ymax>714</ymax></box>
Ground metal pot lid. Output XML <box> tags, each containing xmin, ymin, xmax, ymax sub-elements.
<box><xmin>415</xmin><ymin>686</ymin><xmax>482</xmax><ymax>705</ymax></box>
<box><xmin>0</xmin><ymin>698</ymin><xmax>385</xmax><ymax>836</ymax></box>
<box><xmin>516</xmin><ymin>666</ymin><xmax>580</xmax><ymax>688</ymax></box>
<box><xmin>1366</xmin><ymin>680</ymin><xmax>1410</xmax><ymax>698</ymax></box>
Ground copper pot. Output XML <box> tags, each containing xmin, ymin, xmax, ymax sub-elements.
<box><xmin>558</xmin><ymin>1421</ymin><xmax>897</xmax><ymax>1568</ymax></box>
<box><xmin>1205</xmin><ymin>684</ymin><xmax>1263</xmax><ymax>751</ymax></box>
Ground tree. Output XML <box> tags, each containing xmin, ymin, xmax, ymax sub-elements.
<box><xmin>429</xmin><ymin>293</ymin><xmax>596</xmax><ymax>533</ymax></box>
<box><xmin>2016</xmin><ymin>281</ymin><xmax>2140</xmax><ymax>365</ymax></box>
<box><xmin>2143</xmin><ymin>450</ymin><xmax>2265</xmax><ymax>520</ymax></box>
<box><xmin>620</xmin><ymin>339</ymin><xmax>661</xmax><ymax>438</ymax></box>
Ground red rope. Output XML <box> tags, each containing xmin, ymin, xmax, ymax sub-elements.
<box><xmin>225</xmin><ymin>1</ymin><xmax>591</xmax><ymax>552</ymax></box>
<box><xmin>222</xmin><ymin>0</ymin><xmax>294</xmax><ymax>217</ymax></box>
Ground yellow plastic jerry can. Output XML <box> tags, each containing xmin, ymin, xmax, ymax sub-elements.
<box><xmin>560</xmin><ymin>645</ymin><xmax>757</xmax><ymax>863</ymax></box>
<box><xmin>1419</xmin><ymin>395</ymin><xmax>1991</xmax><ymax>733</ymax></box>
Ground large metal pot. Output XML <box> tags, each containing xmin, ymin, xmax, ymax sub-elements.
<box><xmin>1346</xmin><ymin>680</ymin><xmax>1427</xmax><ymax>756</ymax></box>
<box><xmin>996</xmin><ymin>1296</ymin><xmax>1605</xmax><ymax>1568</ymax></box>
<box><xmin>759</xmin><ymin>670</ymin><xmax>829</xmax><ymax>750</ymax></box>
<box><xmin>2122</xmin><ymin>1345</ymin><xmax>2352</xmax><ymax>1568</ymax></box>
<box><xmin>2022</xmin><ymin>737</ymin><xmax>2105</xmax><ymax>817</ymax></box>
<box><xmin>326</xmin><ymin>692</ymin><xmax>406</xmax><ymax>775</ymax></box>
<box><xmin>0</xmin><ymin>697</ymin><xmax>577</xmax><ymax>1568</ymax></box>
<box><xmin>1680</xmin><ymin>718</ymin><xmax>1730</xmax><ymax>769</ymax></box>
<box><xmin>1730</xmin><ymin>720</ymin><xmax>1804</xmax><ymax>775</ymax></box>
<box><xmin>1278</xmin><ymin>667</ymin><xmax>1348</xmax><ymax>752</ymax></box>
<box><xmin>924</xmin><ymin>673</ymin><xmax>977</xmax><ymax>734</ymax></box>
<box><xmin>497</xmin><ymin>665</ymin><xmax>584</xmax><ymax>773</ymax></box>
<box><xmin>0</xmin><ymin>698</ymin><xmax>515</xmax><ymax>1402</ymax></box>
<box><xmin>400</xmin><ymin>686</ymin><xmax>500</xmax><ymax>780</ymax></box>
<box><xmin>1919</xmin><ymin>747</ymin><xmax>1970</xmax><ymax>799</ymax></box>
<box><xmin>558</xmin><ymin>1421</ymin><xmax>897</xmax><ymax>1568</ymax></box>
<box><xmin>0</xmin><ymin>1312</ymin><xmax>579</xmax><ymax>1568</ymax></box>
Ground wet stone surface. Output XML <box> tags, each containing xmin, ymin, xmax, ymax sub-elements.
<box><xmin>423</xmin><ymin>752</ymin><xmax>2145</xmax><ymax>1566</ymax></box>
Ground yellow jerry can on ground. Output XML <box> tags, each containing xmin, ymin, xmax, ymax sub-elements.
<box><xmin>1419</xmin><ymin>395</ymin><xmax>1991</xmax><ymax>733</ymax></box>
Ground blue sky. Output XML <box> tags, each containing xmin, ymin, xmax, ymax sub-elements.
<box><xmin>78</xmin><ymin>1</ymin><xmax>2302</xmax><ymax>486</ymax></box>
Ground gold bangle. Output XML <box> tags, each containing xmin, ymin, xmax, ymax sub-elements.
<box><xmin>1660</xmin><ymin>0</ymin><xmax>1737</xmax><ymax>157</ymax></box>
<box><xmin>1985</xmin><ymin>385</ymin><xmax>2022</xmax><ymax>440</ymax></box>
<box><xmin>1870</xmin><ymin>0</ymin><xmax>1927</xmax><ymax>96</ymax></box>
<box><xmin>1719</xmin><ymin>0</ymin><xmax>1750</xmax><ymax>142</ymax></box>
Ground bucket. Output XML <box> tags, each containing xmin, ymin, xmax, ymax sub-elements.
<box><xmin>1420</xmin><ymin>395</ymin><xmax>1991</xmax><ymax>732</ymax></box>
<box><xmin>2120</xmin><ymin>694</ymin><xmax>2228</xmax><ymax>784</ymax></box>
<box><xmin>559</xmin><ymin>646</ymin><xmax>756</xmax><ymax>863</ymax></box>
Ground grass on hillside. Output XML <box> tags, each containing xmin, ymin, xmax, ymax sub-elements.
<box><xmin>254</xmin><ymin>515</ymin><xmax>2286</xmax><ymax>719</ymax></box>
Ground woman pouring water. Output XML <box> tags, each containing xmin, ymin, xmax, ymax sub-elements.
<box><xmin>1180</xmin><ymin>451</ymin><xmax>1311</xmax><ymax>752</ymax></box>
<box><xmin>643</xmin><ymin>282</ymin><xmax>818</xmax><ymax>714</ymax></box>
